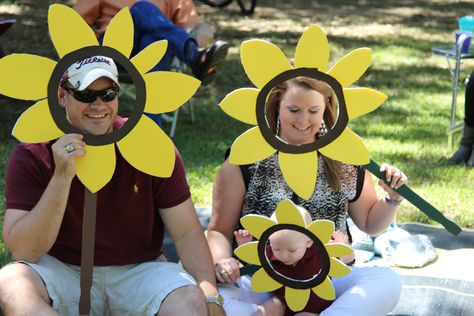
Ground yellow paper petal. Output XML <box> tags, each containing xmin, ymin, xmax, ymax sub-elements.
<box><xmin>252</xmin><ymin>268</ymin><xmax>284</xmax><ymax>292</ymax></box>
<box><xmin>327</xmin><ymin>48</ymin><xmax>371</xmax><ymax>88</ymax></box>
<box><xmin>328</xmin><ymin>257</ymin><xmax>352</xmax><ymax>277</ymax></box>
<box><xmin>76</xmin><ymin>144</ymin><xmax>116</xmax><ymax>193</ymax></box>
<box><xmin>294</xmin><ymin>24</ymin><xmax>329</xmax><ymax>71</ymax></box>
<box><xmin>274</xmin><ymin>199</ymin><xmax>306</xmax><ymax>227</ymax></box>
<box><xmin>344</xmin><ymin>88</ymin><xmax>387</xmax><ymax>121</ymax></box>
<box><xmin>325</xmin><ymin>243</ymin><xmax>353</xmax><ymax>257</ymax></box>
<box><xmin>307</xmin><ymin>220</ymin><xmax>335</xmax><ymax>243</ymax></box>
<box><xmin>131</xmin><ymin>40</ymin><xmax>168</xmax><ymax>74</ymax></box>
<box><xmin>278</xmin><ymin>151</ymin><xmax>318</xmax><ymax>200</ymax></box>
<box><xmin>318</xmin><ymin>128</ymin><xmax>370</xmax><ymax>165</ymax></box>
<box><xmin>0</xmin><ymin>54</ymin><xmax>55</xmax><ymax>100</ymax></box>
<box><xmin>311</xmin><ymin>276</ymin><xmax>336</xmax><ymax>300</ymax></box>
<box><xmin>12</xmin><ymin>99</ymin><xmax>63</xmax><ymax>143</ymax></box>
<box><xmin>219</xmin><ymin>88</ymin><xmax>259</xmax><ymax>125</ymax></box>
<box><xmin>117</xmin><ymin>115</ymin><xmax>175</xmax><ymax>177</ymax></box>
<box><xmin>285</xmin><ymin>287</ymin><xmax>310</xmax><ymax>312</ymax></box>
<box><xmin>241</xmin><ymin>214</ymin><xmax>277</xmax><ymax>239</ymax></box>
<box><xmin>48</xmin><ymin>4</ymin><xmax>98</xmax><ymax>58</ymax></box>
<box><xmin>241</xmin><ymin>39</ymin><xmax>292</xmax><ymax>88</ymax></box>
<box><xmin>229</xmin><ymin>127</ymin><xmax>277</xmax><ymax>165</ymax></box>
<box><xmin>102</xmin><ymin>7</ymin><xmax>134</xmax><ymax>59</ymax></box>
<box><xmin>144</xmin><ymin>72</ymin><xmax>200</xmax><ymax>114</ymax></box>
<box><xmin>234</xmin><ymin>242</ymin><xmax>261</xmax><ymax>265</ymax></box>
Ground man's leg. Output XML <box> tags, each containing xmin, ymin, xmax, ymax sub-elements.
<box><xmin>157</xmin><ymin>285</ymin><xmax>207</xmax><ymax>316</ymax></box>
<box><xmin>129</xmin><ymin>1</ymin><xmax>229</xmax><ymax>85</ymax></box>
<box><xmin>107</xmin><ymin>260</ymin><xmax>204</xmax><ymax>315</ymax></box>
<box><xmin>0</xmin><ymin>263</ymin><xmax>57</xmax><ymax>315</ymax></box>
<box><xmin>129</xmin><ymin>1</ymin><xmax>192</xmax><ymax>67</ymax></box>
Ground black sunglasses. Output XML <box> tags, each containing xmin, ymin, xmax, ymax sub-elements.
<box><xmin>64</xmin><ymin>86</ymin><xmax>119</xmax><ymax>103</ymax></box>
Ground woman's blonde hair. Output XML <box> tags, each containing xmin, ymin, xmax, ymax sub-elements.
<box><xmin>265</xmin><ymin>76</ymin><xmax>343</xmax><ymax>191</ymax></box>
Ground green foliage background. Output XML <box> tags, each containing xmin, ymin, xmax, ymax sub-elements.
<box><xmin>0</xmin><ymin>0</ymin><xmax>473</xmax><ymax>265</ymax></box>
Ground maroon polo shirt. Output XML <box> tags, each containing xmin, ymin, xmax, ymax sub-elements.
<box><xmin>5</xmin><ymin>117</ymin><xmax>191</xmax><ymax>266</ymax></box>
<box><xmin>267</xmin><ymin>243</ymin><xmax>334</xmax><ymax>314</ymax></box>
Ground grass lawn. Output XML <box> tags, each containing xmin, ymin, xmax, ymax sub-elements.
<box><xmin>0</xmin><ymin>0</ymin><xmax>473</xmax><ymax>266</ymax></box>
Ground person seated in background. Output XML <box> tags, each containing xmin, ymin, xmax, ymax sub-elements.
<box><xmin>75</xmin><ymin>0</ymin><xmax>229</xmax><ymax>127</ymax></box>
<box><xmin>449</xmin><ymin>71</ymin><xmax>474</xmax><ymax>167</ymax></box>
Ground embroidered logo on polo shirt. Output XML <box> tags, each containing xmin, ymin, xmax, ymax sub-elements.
<box><xmin>133</xmin><ymin>183</ymin><xmax>139</xmax><ymax>193</ymax></box>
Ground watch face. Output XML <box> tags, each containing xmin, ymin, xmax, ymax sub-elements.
<box><xmin>217</xmin><ymin>294</ymin><xmax>224</xmax><ymax>304</ymax></box>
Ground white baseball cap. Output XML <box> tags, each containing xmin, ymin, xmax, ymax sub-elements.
<box><xmin>62</xmin><ymin>56</ymin><xmax>120</xmax><ymax>91</ymax></box>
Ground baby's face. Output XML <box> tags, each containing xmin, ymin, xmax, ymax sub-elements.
<box><xmin>269</xmin><ymin>230</ymin><xmax>313</xmax><ymax>266</ymax></box>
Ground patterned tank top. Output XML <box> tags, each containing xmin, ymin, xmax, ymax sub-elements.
<box><xmin>240</xmin><ymin>153</ymin><xmax>365</xmax><ymax>236</ymax></box>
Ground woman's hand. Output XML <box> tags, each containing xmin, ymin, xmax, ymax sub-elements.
<box><xmin>214</xmin><ymin>257</ymin><xmax>241</xmax><ymax>283</ymax></box>
<box><xmin>378</xmin><ymin>163</ymin><xmax>408</xmax><ymax>202</ymax></box>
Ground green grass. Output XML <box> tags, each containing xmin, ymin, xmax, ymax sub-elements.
<box><xmin>0</xmin><ymin>0</ymin><xmax>473</xmax><ymax>266</ymax></box>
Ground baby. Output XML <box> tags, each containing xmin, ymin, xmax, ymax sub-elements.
<box><xmin>235</xmin><ymin>209</ymin><xmax>353</xmax><ymax>316</ymax></box>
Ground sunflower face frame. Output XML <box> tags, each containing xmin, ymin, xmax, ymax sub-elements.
<box><xmin>258</xmin><ymin>223</ymin><xmax>330</xmax><ymax>289</ymax></box>
<box><xmin>48</xmin><ymin>46</ymin><xmax>146</xmax><ymax>146</ymax></box>
<box><xmin>0</xmin><ymin>4</ymin><xmax>201</xmax><ymax>193</ymax></box>
<box><xmin>220</xmin><ymin>24</ymin><xmax>388</xmax><ymax>199</ymax></box>
<box><xmin>234</xmin><ymin>199</ymin><xmax>353</xmax><ymax>311</ymax></box>
<box><xmin>257</xmin><ymin>68</ymin><xmax>348</xmax><ymax>154</ymax></box>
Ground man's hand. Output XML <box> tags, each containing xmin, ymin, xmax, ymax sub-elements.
<box><xmin>51</xmin><ymin>134</ymin><xmax>86</xmax><ymax>181</ymax></box>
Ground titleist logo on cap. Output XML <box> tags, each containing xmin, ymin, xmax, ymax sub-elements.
<box><xmin>75</xmin><ymin>56</ymin><xmax>111</xmax><ymax>70</ymax></box>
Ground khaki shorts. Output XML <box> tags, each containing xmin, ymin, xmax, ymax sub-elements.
<box><xmin>19</xmin><ymin>254</ymin><xmax>196</xmax><ymax>316</ymax></box>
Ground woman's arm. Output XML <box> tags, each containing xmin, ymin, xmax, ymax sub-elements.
<box><xmin>207</xmin><ymin>159</ymin><xmax>246</xmax><ymax>283</ymax></box>
<box><xmin>348</xmin><ymin>164</ymin><xmax>407</xmax><ymax>236</ymax></box>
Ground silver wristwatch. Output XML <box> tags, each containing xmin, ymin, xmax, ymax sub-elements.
<box><xmin>206</xmin><ymin>294</ymin><xmax>224</xmax><ymax>307</ymax></box>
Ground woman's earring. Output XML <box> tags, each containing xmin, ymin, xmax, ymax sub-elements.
<box><xmin>317</xmin><ymin>119</ymin><xmax>328</xmax><ymax>138</ymax></box>
<box><xmin>276</xmin><ymin>116</ymin><xmax>280</xmax><ymax>136</ymax></box>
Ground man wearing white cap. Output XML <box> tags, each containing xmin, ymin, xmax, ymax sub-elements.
<box><xmin>0</xmin><ymin>56</ymin><xmax>225</xmax><ymax>316</ymax></box>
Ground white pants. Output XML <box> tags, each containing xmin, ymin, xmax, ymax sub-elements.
<box><xmin>219</xmin><ymin>266</ymin><xmax>402</xmax><ymax>316</ymax></box>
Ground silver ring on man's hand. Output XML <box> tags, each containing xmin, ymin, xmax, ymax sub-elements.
<box><xmin>65</xmin><ymin>143</ymin><xmax>75</xmax><ymax>153</ymax></box>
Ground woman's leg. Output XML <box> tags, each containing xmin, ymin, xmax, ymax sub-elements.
<box><xmin>320</xmin><ymin>266</ymin><xmax>402</xmax><ymax>316</ymax></box>
<box><xmin>218</xmin><ymin>275</ymin><xmax>273</xmax><ymax>316</ymax></box>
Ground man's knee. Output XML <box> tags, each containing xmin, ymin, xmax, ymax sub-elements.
<box><xmin>159</xmin><ymin>285</ymin><xmax>206</xmax><ymax>316</ymax></box>
<box><xmin>0</xmin><ymin>263</ymin><xmax>50</xmax><ymax>304</ymax></box>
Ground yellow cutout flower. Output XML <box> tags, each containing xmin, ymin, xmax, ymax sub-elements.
<box><xmin>234</xmin><ymin>199</ymin><xmax>352</xmax><ymax>312</ymax></box>
<box><xmin>0</xmin><ymin>5</ymin><xmax>199</xmax><ymax>193</ymax></box>
<box><xmin>220</xmin><ymin>24</ymin><xmax>386</xmax><ymax>199</ymax></box>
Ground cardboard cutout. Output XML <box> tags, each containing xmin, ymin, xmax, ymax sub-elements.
<box><xmin>0</xmin><ymin>4</ymin><xmax>200</xmax><ymax>193</ymax></box>
<box><xmin>235</xmin><ymin>199</ymin><xmax>352</xmax><ymax>312</ymax></box>
<box><xmin>0</xmin><ymin>5</ymin><xmax>200</xmax><ymax>315</ymax></box>
<box><xmin>220</xmin><ymin>24</ymin><xmax>461</xmax><ymax>236</ymax></box>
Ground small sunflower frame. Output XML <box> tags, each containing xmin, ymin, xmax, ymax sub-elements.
<box><xmin>235</xmin><ymin>199</ymin><xmax>353</xmax><ymax>312</ymax></box>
